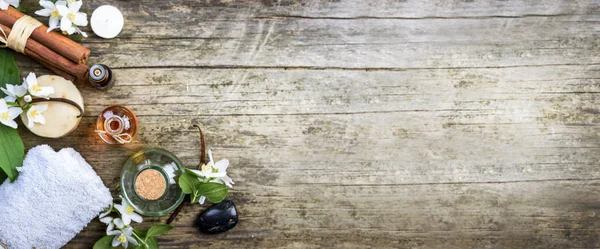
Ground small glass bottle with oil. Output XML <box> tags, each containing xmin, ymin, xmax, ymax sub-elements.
<box><xmin>96</xmin><ymin>105</ymin><xmax>138</xmax><ymax>144</ymax></box>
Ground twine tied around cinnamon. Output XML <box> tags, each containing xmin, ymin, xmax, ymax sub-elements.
<box><xmin>0</xmin><ymin>15</ymin><xmax>42</xmax><ymax>54</ymax></box>
<box><xmin>95</xmin><ymin>115</ymin><xmax>133</xmax><ymax>144</ymax></box>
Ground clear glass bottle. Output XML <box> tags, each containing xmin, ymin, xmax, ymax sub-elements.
<box><xmin>96</xmin><ymin>105</ymin><xmax>138</xmax><ymax>144</ymax></box>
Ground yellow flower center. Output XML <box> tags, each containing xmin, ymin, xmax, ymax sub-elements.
<box><xmin>50</xmin><ymin>10</ymin><xmax>59</xmax><ymax>18</ymax></box>
<box><xmin>117</xmin><ymin>234</ymin><xmax>127</xmax><ymax>243</ymax></box>
<box><xmin>31</xmin><ymin>84</ymin><xmax>41</xmax><ymax>93</ymax></box>
<box><xmin>0</xmin><ymin>112</ymin><xmax>9</xmax><ymax>120</ymax></box>
<box><xmin>201</xmin><ymin>164</ymin><xmax>211</xmax><ymax>173</ymax></box>
<box><xmin>30</xmin><ymin>110</ymin><xmax>39</xmax><ymax>118</ymax></box>
<box><xmin>126</xmin><ymin>206</ymin><xmax>135</xmax><ymax>214</ymax></box>
<box><xmin>68</xmin><ymin>13</ymin><xmax>75</xmax><ymax>21</ymax></box>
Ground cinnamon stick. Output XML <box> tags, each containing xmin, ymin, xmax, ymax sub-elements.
<box><xmin>36</xmin><ymin>59</ymin><xmax>77</xmax><ymax>82</ymax></box>
<box><xmin>0</xmin><ymin>7</ymin><xmax>90</xmax><ymax>64</ymax></box>
<box><xmin>0</xmin><ymin>24</ymin><xmax>87</xmax><ymax>82</ymax></box>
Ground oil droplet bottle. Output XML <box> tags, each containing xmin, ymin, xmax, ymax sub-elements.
<box><xmin>89</xmin><ymin>64</ymin><xmax>115</xmax><ymax>90</ymax></box>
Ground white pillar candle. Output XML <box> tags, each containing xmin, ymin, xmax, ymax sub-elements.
<box><xmin>90</xmin><ymin>5</ymin><xmax>124</xmax><ymax>39</ymax></box>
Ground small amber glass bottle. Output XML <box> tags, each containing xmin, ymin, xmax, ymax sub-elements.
<box><xmin>96</xmin><ymin>105</ymin><xmax>138</xmax><ymax>144</ymax></box>
<box><xmin>89</xmin><ymin>64</ymin><xmax>116</xmax><ymax>90</ymax></box>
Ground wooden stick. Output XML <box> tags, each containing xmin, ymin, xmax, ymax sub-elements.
<box><xmin>0</xmin><ymin>7</ymin><xmax>90</xmax><ymax>64</ymax></box>
<box><xmin>0</xmin><ymin>24</ymin><xmax>87</xmax><ymax>82</ymax></box>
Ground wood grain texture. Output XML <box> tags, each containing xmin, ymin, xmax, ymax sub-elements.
<box><xmin>9</xmin><ymin>0</ymin><xmax>600</xmax><ymax>248</ymax></box>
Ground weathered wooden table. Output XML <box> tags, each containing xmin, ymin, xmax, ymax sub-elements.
<box><xmin>14</xmin><ymin>0</ymin><xmax>600</xmax><ymax>248</ymax></box>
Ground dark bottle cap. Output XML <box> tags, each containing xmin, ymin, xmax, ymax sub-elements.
<box><xmin>89</xmin><ymin>64</ymin><xmax>115</xmax><ymax>90</ymax></box>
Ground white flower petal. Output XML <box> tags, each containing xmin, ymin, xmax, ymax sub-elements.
<box><xmin>0</xmin><ymin>99</ymin><xmax>8</xmax><ymax>111</ymax></box>
<box><xmin>214</xmin><ymin>159</ymin><xmax>229</xmax><ymax>172</ymax></box>
<box><xmin>73</xmin><ymin>12</ymin><xmax>87</xmax><ymax>26</ymax></box>
<box><xmin>106</xmin><ymin>222</ymin><xmax>114</xmax><ymax>234</ymax></box>
<box><xmin>8</xmin><ymin>107</ymin><xmax>22</xmax><ymax>119</ymax></box>
<box><xmin>39</xmin><ymin>86</ymin><xmax>54</xmax><ymax>97</ymax></box>
<box><xmin>123</xmin><ymin>227</ymin><xmax>133</xmax><ymax>236</ymax></box>
<box><xmin>111</xmin><ymin>235</ymin><xmax>121</xmax><ymax>247</ymax></box>
<box><xmin>5</xmin><ymin>0</ymin><xmax>18</xmax><ymax>7</ymax></box>
<box><xmin>39</xmin><ymin>0</ymin><xmax>55</xmax><ymax>10</ymax></box>
<box><xmin>1</xmin><ymin>119</ymin><xmax>17</xmax><ymax>129</ymax></box>
<box><xmin>48</xmin><ymin>17</ymin><xmax>59</xmax><ymax>31</ymax></box>
<box><xmin>107</xmin><ymin>230</ymin><xmax>121</xmax><ymax>236</ymax></box>
<box><xmin>4</xmin><ymin>96</ymin><xmax>16</xmax><ymax>103</ymax></box>
<box><xmin>35</xmin><ymin>8</ymin><xmax>52</xmax><ymax>17</ymax></box>
<box><xmin>207</xmin><ymin>149</ymin><xmax>214</xmax><ymax>165</ymax></box>
<box><xmin>129</xmin><ymin>212</ymin><xmax>143</xmax><ymax>223</ymax></box>
<box><xmin>0</xmin><ymin>87</ymin><xmax>11</xmax><ymax>97</ymax></box>
<box><xmin>35</xmin><ymin>103</ymin><xmax>48</xmax><ymax>112</ymax></box>
<box><xmin>221</xmin><ymin>175</ymin><xmax>234</xmax><ymax>188</ymax></box>
<box><xmin>25</xmin><ymin>72</ymin><xmax>37</xmax><ymax>85</ymax></box>
<box><xmin>188</xmin><ymin>169</ymin><xmax>207</xmax><ymax>178</ymax></box>
<box><xmin>126</xmin><ymin>235</ymin><xmax>138</xmax><ymax>245</ymax></box>
<box><xmin>121</xmin><ymin>214</ymin><xmax>131</xmax><ymax>225</ymax></box>
<box><xmin>54</xmin><ymin>0</ymin><xmax>66</xmax><ymax>9</ymax></box>
<box><xmin>199</xmin><ymin>195</ymin><xmax>206</xmax><ymax>205</ymax></box>
<box><xmin>0</xmin><ymin>1</ymin><xmax>9</xmax><ymax>10</ymax></box>
<box><xmin>14</xmin><ymin>85</ymin><xmax>26</xmax><ymax>97</ymax></box>
<box><xmin>113</xmin><ymin>218</ymin><xmax>124</xmax><ymax>229</ymax></box>
<box><xmin>102</xmin><ymin>110</ymin><xmax>113</xmax><ymax>119</ymax></box>
<box><xmin>55</xmin><ymin>4</ymin><xmax>69</xmax><ymax>16</ymax></box>
<box><xmin>68</xmin><ymin>0</ymin><xmax>81</xmax><ymax>11</ymax></box>
<box><xmin>27</xmin><ymin>115</ymin><xmax>33</xmax><ymax>128</ymax></box>
<box><xmin>99</xmin><ymin>216</ymin><xmax>113</xmax><ymax>224</ymax></box>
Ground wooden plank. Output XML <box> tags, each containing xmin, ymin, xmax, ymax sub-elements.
<box><xmin>7</xmin><ymin>0</ymin><xmax>600</xmax><ymax>248</ymax></box>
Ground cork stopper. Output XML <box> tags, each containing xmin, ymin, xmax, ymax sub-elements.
<box><xmin>135</xmin><ymin>169</ymin><xmax>167</xmax><ymax>200</ymax></box>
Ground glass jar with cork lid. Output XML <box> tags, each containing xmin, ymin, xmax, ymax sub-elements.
<box><xmin>121</xmin><ymin>148</ymin><xmax>186</xmax><ymax>216</ymax></box>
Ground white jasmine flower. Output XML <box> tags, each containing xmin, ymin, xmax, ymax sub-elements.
<box><xmin>189</xmin><ymin>149</ymin><xmax>234</xmax><ymax>188</ymax></box>
<box><xmin>0</xmin><ymin>99</ymin><xmax>22</xmax><ymax>129</ymax></box>
<box><xmin>24</xmin><ymin>72</ymin><xmax>54</xmax><ymax>98</ymax></box>
<box><xmin>26</xmin><ymin>104</ymin><xmax>48</xmax><ymax>128</ymax></box>
<box><xmin>123</xmin><ymin>115</ymin><xmax>130</xmax><ymax>130</ymax></box>
<box><xmin>163</xmin><ymin>162</ymin><xmax>176</xmax><ymax>184</ymax></box>
<box><xmin>23</xmin><ymin>95</ymin><xmax>32</xmax><ymax>102</ymax></box>
<box><xmin>35</xmin><ymin>0</ymin><xmax>66</xmax><ymax>32</ymax></box>
<box><xmin>56</xmin><ymin>0</ymin><xmax>87</xmax><ymax>36</ymax></box>
<box><xmin>0</xmin><ymin>0</ymin><xmax>19</xmax><ymax>11</ymax></box>
<box><xmin>1</xmin><ymin>83</ymin><xmax>27</xmax><ymax>103</ymax></box>
<box><xmin>102</xmin><ymin>110</ymin><xmax>114</xmax><ymax>119</ymax></box>
<box><xmin>99</xmin><ymin>216</ymin><xmax>115</xmax><ymax>234</ymax></box>
<box><xmin>114</xmin><ymin>200</ymin><xmax>143</xmax><ymax>225</ymax></box>
<box><xmin>199</xmin><ymin>195</ymin><xmax>207</xmax><ymax>205</ymax></box>
<box><xmin>107</xmin><ymin>227</ymin><xmax>138</xmax><ymax>248</ymax></box>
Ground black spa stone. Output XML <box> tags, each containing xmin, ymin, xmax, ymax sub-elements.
<box><xmin>196</xmin><ymin>200</ymin><xmax>238</xmax><ymax>234</ymax></box>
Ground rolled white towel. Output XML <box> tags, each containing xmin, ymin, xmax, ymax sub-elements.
<box><xmin>0</xmin><ymin>145</ymin><xmax>112</xmax><ymax>249</ymax></box>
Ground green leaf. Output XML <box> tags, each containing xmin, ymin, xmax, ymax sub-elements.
<box><xmin>93</xmin><ymin>235</ymin><xmax>114</xmax><ymax>249</ymax></box>
<box><xmin>146</xmin><ymin>224</ymin><xmax>173</xmax><ymax>238</ymax></box>
<box><xmin>197</xmin><ymin>182</ymin><xmax>228</xmax><ymax>203</ymax></box>
<box><xmin>134</xmin><ymin>228</ymin><xmax>148</xmax><ymax>238</ymax></box>
<box><xmin>145</xmin><ymin>237</ymin><xmax>158</xmax><ymax>249</ymax></box>
<box><xmin>0</xmin><ymin>49</ymin><xmax>24</xmax><ymax>183</ymax></box>
<box><xmin>177</xmin><ymin>172</ymin><xmax>198</xmax><ymax>194</ymax></box>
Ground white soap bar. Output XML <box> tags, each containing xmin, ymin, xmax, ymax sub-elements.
<box><xmin>21</xmin><ymin>75</ymin><xmax>84</xmax><ymax>138</ymax></box>
<box><xmin>91</xmin><ymin>5</ymin><xmax>124</xmax><ymax>39</ymax></box>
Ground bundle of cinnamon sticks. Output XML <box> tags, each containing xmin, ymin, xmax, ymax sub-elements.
<box><xmin>0</xmin><ymin>6</ymin><xmax>89</xmax><ymax>82</ymax></box>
